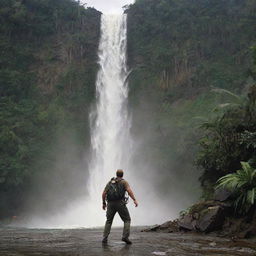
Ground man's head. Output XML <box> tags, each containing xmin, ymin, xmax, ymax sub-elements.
<box><xmin>116</xmin><ymin>169</ymin><xmax>124</xmax><ymax>178</ymax></box>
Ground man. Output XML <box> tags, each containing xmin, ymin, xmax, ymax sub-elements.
<box><xmin>102</xmin><ymin>169</ymin><xmax>138</xmax><ymax>244</ymax></box>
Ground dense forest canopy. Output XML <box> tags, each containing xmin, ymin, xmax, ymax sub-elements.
<box><xmin>0</xmin><ymin>0</ymin><xmax>101</xmax><ymax>218</ymax></box>
<box><xmin>127</xmin><ymin>0</ymin><xmax>256</xmax><ymax>91</ymax></box>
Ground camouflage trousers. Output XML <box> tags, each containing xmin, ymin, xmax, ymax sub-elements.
<box><xmin>103</xmin><ymin>200</ymin><xmax>131</xmax><ymax>239</ymax></box>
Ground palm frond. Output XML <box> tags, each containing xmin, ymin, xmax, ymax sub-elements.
<box><xmin>216</xmin><ymin>161</ymin><xmax>256</xmax><ymax>213</ymax></box>
<box><xmin>234</xmin><ymin>193</ymin><xmax>244</xmax><ymax>213</ymax></box>
<box><xmin>241</xmin><ymin>161</ymin><xmax>251</xmax><ymax>173</ymax></box>
<box><xmin>212</xmin><ymin>103</ymin><xmax>237</xmax><ymax>113</ymax></box>
<box><xmin>211</xmin><ymin>88</ymin><xmax>241</xmax><ymax>101</ymax></box>
<box><xmin>216</xmin><ymin>173</ymin><xmax>239</xmax><ymax>190</ymax></box>
<box><xmin>247</xmin><ymin>188</ymin><xmax>256</xmax><ymax>205</ymax></box>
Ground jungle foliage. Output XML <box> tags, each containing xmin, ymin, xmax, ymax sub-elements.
<box><xmin>197</xmin><ymin>48</ymin><xmax>256</xmax><ymax>199</ymax></box>
<box><xmin>0</xmin><ymin>0</ymin><xmax>101</xmax><ymax>218</ymax></box>
<box><xmin>125</xmin><ymin>0</ymin><xmax>256</xmax><ymax>203</ymax></box>
<box><xmin>216</xmin><ymin>162</ymin><xmax>256</xmax><ymax>213</ymax></box>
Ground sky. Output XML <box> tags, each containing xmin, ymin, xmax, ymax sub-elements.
<box><xmin>81</xmin><ymin>0</ymin><xmax>135</xmax><ymax>14</ymax></box>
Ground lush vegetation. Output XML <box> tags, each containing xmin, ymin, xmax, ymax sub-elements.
<box><xmin>0</xmin><ymin>0</ymin><xmax>101</xmax><ymax>218</ymax></box>
<box><xmin>216</xmin><ymin>162</ymin><xmax>256</xmax><ymax>213</ymax></box>
<box><xmin>126</xmin><ymin>0</ymin><xmax>256</xmax><ymax>92</ymax></box>
<box><xmin>197</xmin><ymin>85</ymin><xmax>256</xmax><ymax>195</ymax></box>
<box><xmin>126</xmin><ymin>0</ymin><xmax>256</xmax><ymax>206</ymax></box>
<box><xmin>197</xmin><ymin>47</ymin><xmax>256</xmax><ymax>209</ymax></box>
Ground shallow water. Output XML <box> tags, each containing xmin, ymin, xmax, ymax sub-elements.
<box><xmin>0</xmin><ymin>227</ymin><xmax>255</xmax><ymax>256</ymax></box>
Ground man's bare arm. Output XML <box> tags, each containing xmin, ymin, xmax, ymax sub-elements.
<box><xmin>126</xmin><ymin>187</ymin><xmax>138</xmax><ymax>207</ymax></box>
<box><xmin>102</xmin><ymin>190</ymin><xmax>107</xmax><ymax>210</ymax></box>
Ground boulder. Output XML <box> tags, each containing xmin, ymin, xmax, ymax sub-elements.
<box><xmin>177</xmin><ymin>215</ymin><xmax>197</xmax><ymax>231</ymax></box>
<box><xmin>214</xmin><ymin>188</ymin><xmax>232</xmax><ymax>202</ymax></box>
<box><xmin>158</xmin><ymin>220</ymin><xmax>179</xmax><ymax>233</ymax></box>
<box><xmin>177</xmin><ymin>201</ymin><xmax>231</xmax><ymax>233</ymax></box>
<box><xmin>142</xmin><ymin>221</ymin><xmax>179</xmax><ymax>233</ymax></box>
<box><xmin>141</xmin><ymin>225</ymin><xmax>160</xmax><ymax>232</ymax></box>
<box><xmin>196</xmin><ymin>206</ymin><xmax>225</xmax><ymax>232</ymax></box>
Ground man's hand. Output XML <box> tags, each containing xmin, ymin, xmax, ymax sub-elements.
<box><xmin>127</xmin><ymin>187</ymin><xmax>138</xmax><ymax>207</ymax></box>
<box><xmin>102</xmin><ymin>190</ymin><xmax>107</xmax><ymax>210</ymax></box>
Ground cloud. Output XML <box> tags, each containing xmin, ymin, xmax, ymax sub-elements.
<box><xmin>81</xmin><ymin>0</ymin><xmax>134</xmax><ymax>14</ymax></box>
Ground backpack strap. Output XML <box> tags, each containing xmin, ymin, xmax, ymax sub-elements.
<box><xmin>110</xmin><ymin>177</ymin><xmax>117</xmax><ymax>183</ymax></box>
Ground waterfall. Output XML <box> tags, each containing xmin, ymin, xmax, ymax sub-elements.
<box><xmin>88</xmin><ymin>14</ymin><xmax>131</xmax><ymax>200</ymax></box>
<box><xmin>62</xmin><ymin>14</ymin><xmax>133</xmax><ymax>227</ymax></box>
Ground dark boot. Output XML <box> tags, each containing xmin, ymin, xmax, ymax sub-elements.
<box><xmin>122</xmin><ymin>237</ymin><xmax>132</xmax><ymax>244</ymax></box>
<box><xmin>102</xmin><ymin>237</ymin><xmax>108</xmax><ymax>244</ymax></box>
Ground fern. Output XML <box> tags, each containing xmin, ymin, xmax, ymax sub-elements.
<box><xmin>216</xmin><ymin>162</ymin><xmax>256</xmax><ymax>213</ymax></box>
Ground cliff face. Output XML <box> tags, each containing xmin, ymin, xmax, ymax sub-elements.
<box><xmin>0</xmin><ymin>0</ymin><xmax>101</xmax><ymax>218</ymax></box>
<box><xmin>125</xmin><ymin>0</ymin><xmax>256</xmax><ymax>205</ymax></box>
<box><xmin>127</xmin><ymin>0</ymin><xmax>255</xmax><ymax>91</ymax></box>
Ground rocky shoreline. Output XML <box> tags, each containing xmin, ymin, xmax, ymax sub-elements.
<box><xmin>143</xmin><ymin>191</ymin><xmax>256</xmax><ymax>239</ymax></box>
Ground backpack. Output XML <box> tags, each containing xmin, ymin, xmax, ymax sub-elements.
<box><xmin>106</xmin><ymin>177</ymin><xmax>126</xmax><ymax>201</ymax></box>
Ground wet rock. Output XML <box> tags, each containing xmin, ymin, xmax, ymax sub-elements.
<box><xmin>146</xmin><ymin>200</ymin><xmax>253</xmax><ymax>238</ymax></box>
<box><xmin>189</xmin><ymin>200</ymin><xmax>231</xmax><ymax>214</ymax></box>
<box><xmin>214</xmin><ymin>188</ymin><xmax>232</xmax><ymax>202</ymax></box>
<box><xmin>221</xmin><ymin>209</ymin><xmax>256</xmax><ymax>238</ymax></box>
<box><xmin>142</xmin><ymin>221</ymin><xmax>179</xmax><ymax>233</ymax></box>
<box><xmin>192</xmin><ymin>212</ymin><xmax>200</xmax><ymax>220</ymax></box>
<box><xmin>197</xmin><ymin>206</ymin><xmax>225</xmax><ymax>232</ymax></box>
<box><xmin>177</xmin><ymin>215</ymin><xmax>197</xmax><ymax>231</ymax></box>
<box><xmin>176</xmin><ymin>201</ymin><xmax>229</xmax><ymax>233</ymax></box>
<box><xmin>142</xmin><ymin>225</ymin><xmax>160</xmax><ymax>232</ymax></box>
<box><xmin>159</xmin><ymin>220</ymin><xmax>179</xmax><ymax>233</ymax></box>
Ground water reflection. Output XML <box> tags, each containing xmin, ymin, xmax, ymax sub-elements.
<box><xmin>102</xmin><ymin>243</ymin><xmax>132</xmax><ymax>255</ymax></box>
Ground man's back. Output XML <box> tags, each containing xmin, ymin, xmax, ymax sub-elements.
<box><xmin>105</xmin><ymin>177</ymin><xmax>128</xmax><ymax>201</ymax></box>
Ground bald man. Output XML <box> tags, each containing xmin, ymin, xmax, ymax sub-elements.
<box><xmin>102</xmin><ymin>169</ymin><xmax>138</xmax><ymax>244</ymax></box>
